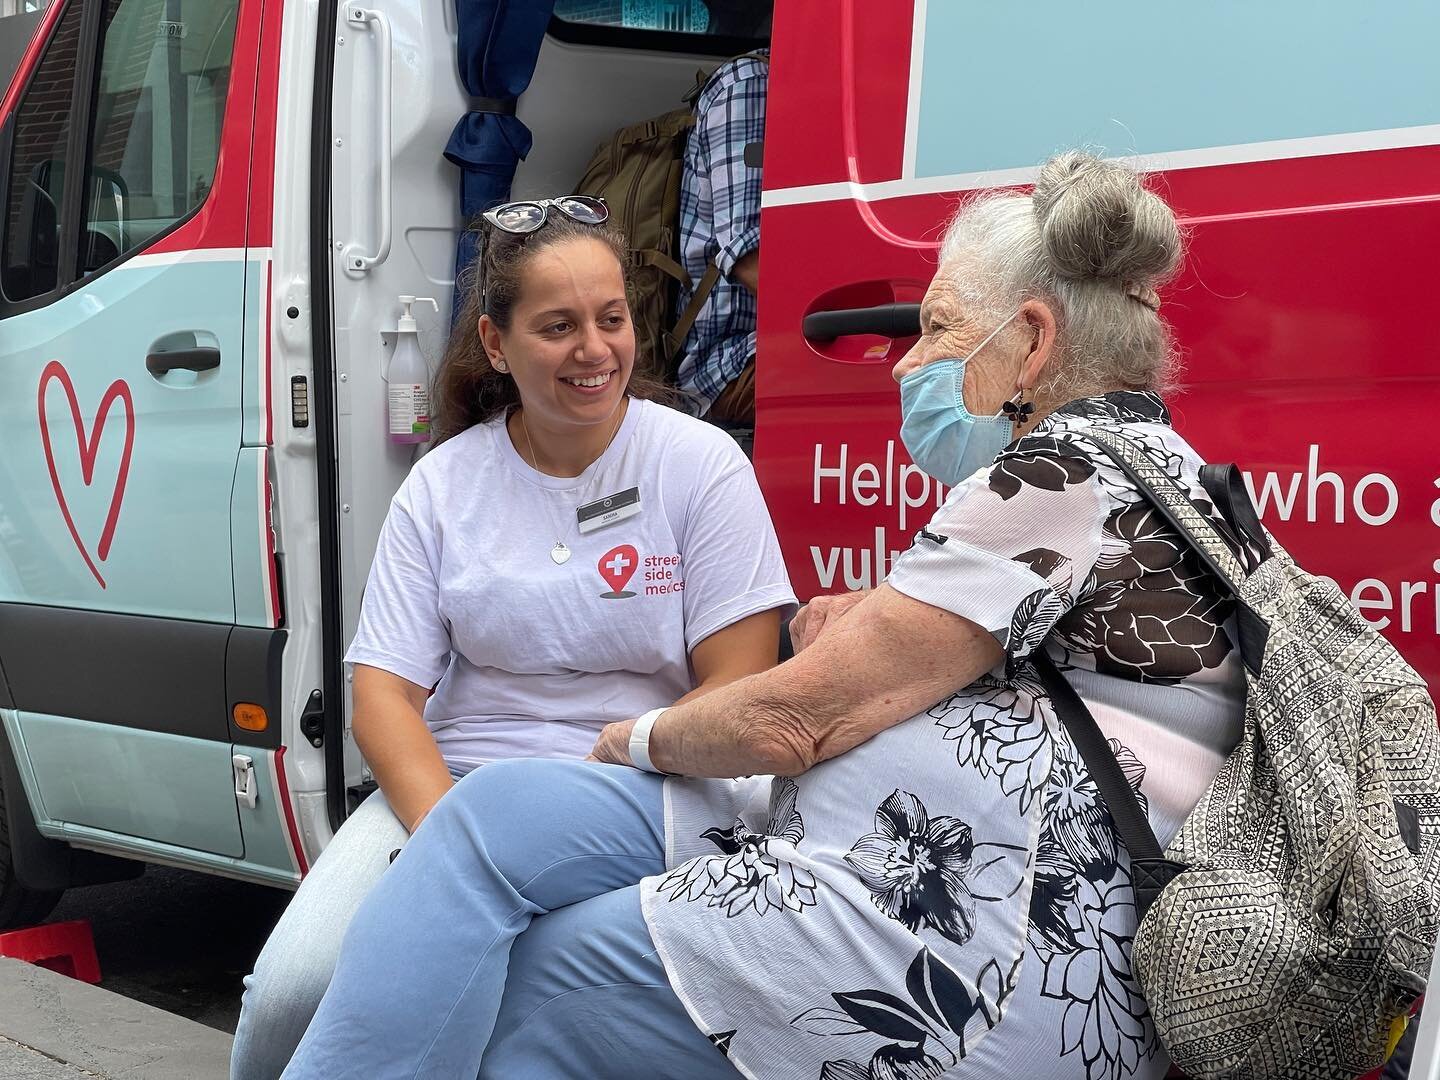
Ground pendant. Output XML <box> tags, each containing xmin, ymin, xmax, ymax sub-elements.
<box><xmin>550</xmin><ymin>542</ymin><xmax>571</xmax><ymax>565</ymax></box>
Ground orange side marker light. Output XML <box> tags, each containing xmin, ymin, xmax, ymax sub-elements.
<box><xmin>233</xmin><ymin>703</ymin><xmax>269</xmax><ymax>732</ymax></box>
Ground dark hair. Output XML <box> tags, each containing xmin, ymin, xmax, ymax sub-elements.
<box><xmin>433</xmin><ymin>216</ymin><xmax>673</xmax><ymax>442</ymax></box>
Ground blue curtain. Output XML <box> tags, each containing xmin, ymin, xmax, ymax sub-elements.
<box><xmin>445</xmin><ymin>0</ymin><xmax>556</xmax><ymax>311</ymax></box>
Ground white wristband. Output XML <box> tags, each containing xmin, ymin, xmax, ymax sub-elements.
<box><xmin>629</xmin><ymin>708</ymin><xmax>668</xmax><ymax>773</ymax></box>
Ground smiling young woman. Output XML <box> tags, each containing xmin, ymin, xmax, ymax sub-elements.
<box><xmin>230</xmin><ymin>202</ymin><xmax>798</xmax><ymax>1080</ymax></box>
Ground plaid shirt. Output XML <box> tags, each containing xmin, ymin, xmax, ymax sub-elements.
<box><xmin>673</xmin><ymin>52</ymin><xmax>768</xmax><ymax>415</ymax></box>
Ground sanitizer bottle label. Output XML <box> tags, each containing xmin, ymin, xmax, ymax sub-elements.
<box><xmin>388</xmin><ymin>383</ymin><xmax>431</xmax><ymax>435</ymax></box>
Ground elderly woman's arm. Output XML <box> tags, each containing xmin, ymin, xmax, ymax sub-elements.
<box><xmin>590</xmin><ymin>584</ymin><xmax>1002</xmax><ymax>777</ymax></box>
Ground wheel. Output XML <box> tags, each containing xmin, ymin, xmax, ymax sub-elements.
<box><xmin>0</xmin><ymin>773</ymin><xmax>63</xmax><ymax>930</ymax></box>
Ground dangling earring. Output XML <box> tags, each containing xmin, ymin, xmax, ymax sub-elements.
<box><xmin>1002</xmin><ymin>388</ymin><xmax>1035</xmax><ymax>427</ymax></box>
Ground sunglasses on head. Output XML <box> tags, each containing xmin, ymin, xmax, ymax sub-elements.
<box><xmin>481</xmin><ymin>195</ymin><xmax>609</xmax><ymax>235</ymax></box>
<box><xmin>478</xmin><ymin>196</ymin><xmax>610</xmax><ymax>316</ymax></box>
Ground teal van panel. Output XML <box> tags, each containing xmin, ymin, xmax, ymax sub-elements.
<box><xmin>0</xmin><ymin>255</ymin><xmax>249</xmax><ymax>623</ymax></box>
<box><xmin>237</xmin><ymin>749</ymin><xmax>305</xmax><ymax>882</ymax></box>
<box><xmin>914</xmin><ymin>0</ymin><xmax>1440</xmax><ymax>179</ymax></box>
<box><xmin>231</xmin><ymin>447</ymin><xmax>280</xmax><ymax>628</ymax></box>
<box><xmin>239</xmin><ymin>257</ymin><xmax>272</xmax><ymax>448</ymax></box>
<box><xmin>14</xmin><ymin>712</ymin><xmax>244</xmax><ymax>858</ymax></box>
<box><xmin>47</xmin><ymin>821</ymin><xmax>299</xmax><ymax>889</ymax></box>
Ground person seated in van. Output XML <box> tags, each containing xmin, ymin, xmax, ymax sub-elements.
<box><xmin>230</xmin><ymin>196</ymin><xmax>796</xmax><ymax>1080</ymax></box>
<box><xmin>672</xmin><ymin>1</ymin><xmax>773</xmax><ymax>424</ymax></box>
<box><xmin>277</xmin><ymin>153</ymin><xmax>1249</xmax><ymax>1080</ymax></box>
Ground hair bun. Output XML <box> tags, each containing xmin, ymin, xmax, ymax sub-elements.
<box><xmin>1032</xmin><ymin>151</ymin><xmax>1181</xmax><ymax>285</ymax></box>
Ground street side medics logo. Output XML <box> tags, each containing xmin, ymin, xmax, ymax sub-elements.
<box><xmin>597</xmin><ymin>545</ymin><xmax>684</xmax><ymax>600</ymax></box>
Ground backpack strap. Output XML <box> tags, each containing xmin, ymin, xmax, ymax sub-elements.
<box><xmin>662</xmin><ymin>260</ymin><xmax>723</xmax><ymax>367</ymax></box>
<box><xmin>635</xmin><ymin>249</ymin><xmax>690</xmax><ymax>287</ymax></box>
<box><xmin>1082</xmin><ymin>427</ymin><xmax>1268</xmax><ymax>676</ymax></box>
<box><xmin>1032</xmin><ymin>651</ymin><xmax>1187</xmax><ymax>919</ymax></box>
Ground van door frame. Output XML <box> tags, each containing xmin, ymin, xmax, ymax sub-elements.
<box><xmin>307</xmin><ymin>0</ymin><xmax>347</xmax><ymax>831</ymax></box>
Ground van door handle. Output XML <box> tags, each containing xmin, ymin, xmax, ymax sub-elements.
<box><xmin>146</xmin><ymin>347</ymin><xmax>221</xmax><ymax>375</ymax></box>
<box><xmin>802</xmin><ymin>303</ymin><xmax>921</xmax><ymax>343</ymax></box>
<box><xmin>344</xmin><ymin>7</ymin><xmax>392</xmax><ymax>273</ymax></box>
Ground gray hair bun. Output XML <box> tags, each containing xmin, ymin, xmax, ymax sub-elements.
<box><xmin>1032</xmin><ymin>151</ymin><xmax>1181</xmax><ymax>285</ymax></box>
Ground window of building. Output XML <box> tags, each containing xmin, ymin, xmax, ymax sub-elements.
<box><xmin>554</xmin><ymin>1</ymin><xmax>709</xmax><ymax>32</ymax></box>
<box><xmin>550</xmin><ymin>0</ymin><xmax>767</xmax><ymax>51</ymax></box>
<box><xmin>0</xmin><ymin>0</ymin><xmax>53</xmax><ymax>16</ymax></box>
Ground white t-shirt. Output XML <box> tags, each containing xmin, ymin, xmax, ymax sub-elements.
<box><xmin>346</xmin><ymin>398</ymin><xmax>797</xmax><ymax>773</ymax></box>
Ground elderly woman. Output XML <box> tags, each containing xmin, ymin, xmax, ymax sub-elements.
<box><xmin>280</xmin><ymin>151</ymin><xmax>1246</xmax><ymax>1080</ymax></box>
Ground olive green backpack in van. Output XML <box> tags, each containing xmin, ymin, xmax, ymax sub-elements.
<box><xmin>1037</xmin><ymin>427</ymin><xmax>1440</xmax><ymax>1080</ymax></box>
<box><xmin>574</xmin><ymin>53</ymin><xmax>767</xmax><ymax>380</ymax></box>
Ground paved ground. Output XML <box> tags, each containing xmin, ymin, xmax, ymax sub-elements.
<box><xmin>0</xmin><ymin>957</ymin><xmax>233</xmax><ymax>1079</ymax></box>
<box><xmin>46</xmin><ymin>864</ymin><xmax>292</xmax><ymax>1033</ymax></box>
<box><xmin>0</xmin><ymin>1035</ymin><xmax>104</xmax><ymax>1079</ymax></box>
<box><xmin>0</xmin><ymin>865</ymin><xmax>289</xmax><ymax>1078</ymax></box>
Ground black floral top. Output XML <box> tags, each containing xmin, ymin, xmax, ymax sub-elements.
<box><xmin>643</xmin><ymin>392</ymin><xmax>1246</xmax><ymax>1080</ymax></box>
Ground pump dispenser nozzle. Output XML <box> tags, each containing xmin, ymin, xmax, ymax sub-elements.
<box><xmin>397</xmin><ymin>295</ymin><xmax>439</xmax><ymax>333</ymax></box>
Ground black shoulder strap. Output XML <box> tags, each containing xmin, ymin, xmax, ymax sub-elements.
<box><xmin>1027</xmin><ymin>429</ymin><xmax>1274</xmax><ymax>918</ymax></box>
<box><xmin>1199</xmin><ymin>463</ymin><xmax>1271</xmax><ymax>562</ymax></box>
<box><xmin>1031</xmin><ymin>651</ymin><xmax>1187</xmax><ymax>918</ymax></box>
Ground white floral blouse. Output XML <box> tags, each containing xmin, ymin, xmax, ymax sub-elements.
<box><xmin>640</xmin><ymin>392</ymin><xmax>1248</xmax><ymax>1080</ymax></box>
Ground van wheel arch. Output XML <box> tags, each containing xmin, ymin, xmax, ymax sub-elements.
<box><xmin>0</xmin><ymin>773</ymin><xmax>63</xmax><ymax>930</ymax></box>
<box><xmin>0</xmin><ymin>723</ymin><xmax>143</xmax><ymax>930</ymax></box>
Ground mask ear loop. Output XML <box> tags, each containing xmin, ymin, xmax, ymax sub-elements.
<box><xmin>962</xmin><ymin>308</ymin><xmax>1028</xmax><ymax>424</ymax></box>
<box><xmin>998</xmin><ymin>308</ymin><xmax>1045</xmax><ymax>427</ymax></box>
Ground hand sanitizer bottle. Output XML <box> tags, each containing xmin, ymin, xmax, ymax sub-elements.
<box><xmin>388</xmin><ymin>295</ymin><xmax>439</xmax><ymax>444</ymax></box>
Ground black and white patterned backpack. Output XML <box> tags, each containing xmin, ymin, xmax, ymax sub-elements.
<box><xmin>1037</xmin><ymin>427</ymin><xmax>1440</xmax><ymax>1080</ymax></box>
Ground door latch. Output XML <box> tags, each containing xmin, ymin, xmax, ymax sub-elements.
<box><xmin>299</xmin><ymin>689</ymin><xmax>325</xmax><ymax>748</ymax></box>
<box><xmin>233</xmin><ymin>754</ymin><xmax>258</xmax><ymax>809</ymax></box>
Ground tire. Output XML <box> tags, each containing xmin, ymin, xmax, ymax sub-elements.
<box><xmin>0</xmin><ymin>774</ymin><xmax>63</xmax><ymax>930</ymax></box>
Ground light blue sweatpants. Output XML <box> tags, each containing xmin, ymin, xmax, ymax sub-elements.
<box><xmin>279</xmin><ymin>759</ymin><xmax>739</xmax><ymax>1079</ymax></box>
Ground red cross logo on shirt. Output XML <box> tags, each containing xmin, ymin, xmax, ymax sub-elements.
<box><xmin>597</xmin><ymin>544</ymin><xmax>638</xmax><ymax>599</ymax></box>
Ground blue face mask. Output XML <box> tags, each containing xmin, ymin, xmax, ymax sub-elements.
<box><xmin>898</xmin><ymin>312</ymin><xmax>1020</xmax><ymax>487</ymax></box>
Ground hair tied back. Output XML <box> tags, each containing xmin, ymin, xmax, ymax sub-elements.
<box><xmin>1124</xmin><ymin>283</ymin><xmax>1162</xmax><ymax>312</ymax></box>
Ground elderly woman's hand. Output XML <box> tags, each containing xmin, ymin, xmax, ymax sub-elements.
<box><xmin>586</xmin><ymin>719</ymin><xmax>637</xmax><ymax>767</ymax></box>
<box><xmin>790</xmin><ymin>591</ymin><xmax>868</xmax><ymax>652</ymax></box>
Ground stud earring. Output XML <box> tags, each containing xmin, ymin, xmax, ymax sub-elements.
<box><xmin>1002</xmin><ymin>389</ymin><xmax>1036</xmax><ymax>426</ymax></box>
<box><xmin>495</xmin><ymin>359</ymin><xmax>508</xmax><ymax>373</ymax></box>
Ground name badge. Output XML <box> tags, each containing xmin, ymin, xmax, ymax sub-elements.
<box><xmin>577</xmin><ymin>487</ymin><xmax>641</xmax><ymax>534</ymax></box>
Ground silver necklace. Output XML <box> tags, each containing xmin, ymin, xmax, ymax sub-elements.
<box><xmin>519</xmin><ymin>403</ymin><xmax>626</xmax><ymax>565</ymax></box>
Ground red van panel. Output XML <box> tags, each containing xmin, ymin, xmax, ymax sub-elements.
<box><xmin>756</xmin><ymin>0</ymin><xmax>1440</xmax><ymax>691</ymax></box>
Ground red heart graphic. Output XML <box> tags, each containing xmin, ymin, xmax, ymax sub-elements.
<box><xmin>37</xmin><ymin>360</ymin><xmax>135</xmax><ymax>589</ymax></box>
<box><xmin>597</xmin><ymin>544</ymin><xmax>639</xmax><ymax>594</ymax></box>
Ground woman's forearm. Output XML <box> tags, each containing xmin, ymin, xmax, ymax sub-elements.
<box><xmin>650</xmin><ymin>664</ymin><xmax>816</xmax><ymax>777</ymax></box>
<box><xmin>360</xmin><ymin>716</ymin><xmax>455</xmax><ymax>833</ymax></box>
<box><xmin>596</xmin><ymin>586</ymin><xmax>1002</xmax><ymax>779</ymax></box>
<box><xmin>352</xmin><ymin>669</ymin><xmax>455</xmax><ymax>832</ymax></box>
